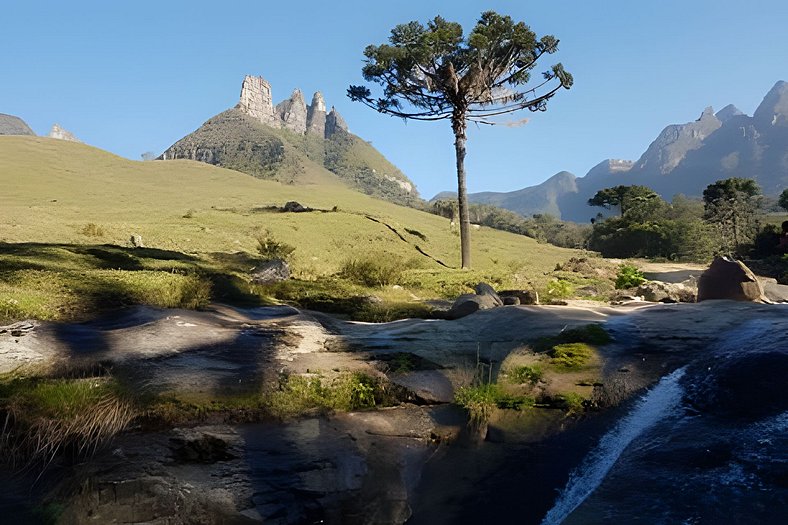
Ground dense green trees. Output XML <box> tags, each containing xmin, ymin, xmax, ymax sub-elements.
<box><xmin>702</xmin><ymin>178</ymin><xmax>761</xmax><ymax>252</ymax></box>
<box><xmin>588</xmin><ymin>185</ymin><xmax>659</xmax><ymax>216</ymax></box>
<box><xmin>588</xmin><ymin>178</ymin><xmax>765</xmax><ymax>261</ymax></box>
<box><xmin>349</xmin><ymin>11</ymin><xmax>572</xmax><ymax>268</ymax></box>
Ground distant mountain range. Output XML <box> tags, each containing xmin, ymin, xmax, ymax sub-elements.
<box><xmin>433</xmin><ymin>80</ymin><xmax>788</xmax><ymax>222</ymax></box>
<box><xmin>160</xmin><ymin>75</ymin><xmax>419</xmax><ymax>205</ymax></box>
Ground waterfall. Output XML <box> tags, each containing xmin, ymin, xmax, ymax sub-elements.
<box><xmin>541</xmin><ymin>367</ymin><xmax>687</xmax><ymax>525</ymax></box>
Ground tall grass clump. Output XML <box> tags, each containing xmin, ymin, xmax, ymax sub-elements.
<box><xmin>340</xmin><ymin>253</ymin><xmax>406</xmax><ymax>287</ymax></box>
<box><xmin>80</xmin><ymin>223</ymin><xmax>105</xmax><ymax>237</ymax></box>
<box><xmin>0</xmin><ymin>373</ymin><xmax>136</xmax><ymax>468</ymax></box>
<box><xmin>264</xmin><ymin>372</ymin><xmax>379</xmax><ymax>419</ymax></box>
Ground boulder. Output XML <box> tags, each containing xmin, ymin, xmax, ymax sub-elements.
<box><xmin>636</xmin><ymin>280</ymin><xmax>696</xmax><ymax>303</ymax></box>
<box><xmin>251</xmin><ymin>259</ymin><xmax>290</xmax><ymax>284</ymax></box>
<box><xmin>129</xmin><ymin>234</ymin><xmax>144</xmax><ymax>248</ymax></box>
<box><xmin>473</xmin><ymin>282</ymin><xmax>503</xmax><ymax>306</ymax></box>
<box><xmin>282</xmin><ymin>201</ymin><xmax>309</xmax><ymax>213</ymax></box>
<box><xmin>499</xmin><ymin>289</ymin><xmax>539</xmax><ymax>305</ymax></box>
<box><xmin>502</xmin><ymin>296</ymin><xmax>520</xmax><ymax>306</ymax></box>
<box><xmin>697</xmin><ymin>257</ymin><xmax>767</xmax><ymax>302</ymax></box>
<box><xmin>446</xmin><ymin>293</ymin><xmax>500</xmax><ymax>320</ymax></box>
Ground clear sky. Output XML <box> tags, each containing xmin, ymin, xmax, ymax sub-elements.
<box><xmin>2</xmin><ymin>0</ymin><xmax>787</xmax><ymax>199</ymax></box>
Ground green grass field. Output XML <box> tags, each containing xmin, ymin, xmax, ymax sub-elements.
<box><xmin>0</xmin><ymin>136</ymin><xmax>583</xmax><ymax>322</ymax></box>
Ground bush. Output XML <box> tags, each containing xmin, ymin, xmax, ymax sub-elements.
<box><xmin>340</xmin><ymin>253</ymin><xmax>405</xmax><ymax>287</ymax></box>
<box><xmin>256</xmin><ymin>230</ymin><xmax>296</xmax><ymax>261</ymax></box>
<box><xmin>545</xmin><ymin>278</ymin><xmax>575</xmax><ymax>299</ymax></box>
<box><xmin>615</xmin><ymin>264</ymin><xmax>646</xmax><ymax>289</ymax></box>
<box><xmin>454</xmin><ymin>383</ymin><xmax>500</xmax><ymax>428</ymax></box>
<box><xmin>507</xmin><ymin>365</ymin><xmax>543</xmax><ymax>385</ymax></box>
<box><xmin>550</xmin><ymin>343</ymin><xmax>594</xmax><ymax>370</ymax></box>
<box><xmin>264</xmin><ymin>372</ymin><xmax>380</xmax><ymax>419</ymax></box>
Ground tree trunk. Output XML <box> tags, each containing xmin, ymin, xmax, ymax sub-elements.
<box><xmin>453</xmin><ymin>116</ymin><xmax>471</xmax><ymax>269</ymax></box>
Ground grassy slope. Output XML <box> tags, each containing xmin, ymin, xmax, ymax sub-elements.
<box><xmin>0</xmin><ymin>136</ymin><xmax>581</xmax><ymax>320</ymax></box>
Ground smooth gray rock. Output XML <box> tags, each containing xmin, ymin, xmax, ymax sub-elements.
<box><xmin>473</xmin><ymin>282</ymin><xmax>503</xmax><ymax>306</ymax></box>
<box><xmin>446</xmin><ymin>293</ymin><xmax>500</xmax><ymax>320</ymax></box>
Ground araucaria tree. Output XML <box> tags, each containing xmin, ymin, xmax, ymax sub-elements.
<box><xmin>702</xmin><ymin>177</ymin><xmax>761</xmax><ymax>253</ymax></box>
<box><xmin>348</xmin><ymin>11</ymin><xmax>572</xmax><ymax>268</ymax></box>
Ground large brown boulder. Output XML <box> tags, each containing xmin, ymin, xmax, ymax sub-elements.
<box><xmin>636</xmin><ymin>280</ymin><xmax>697</xmax><ymax>303</ymax></box>
<box><xmin>697</xmin><ymin>257</ymin><xmax>767</xmax><ymax>302</ymax></box>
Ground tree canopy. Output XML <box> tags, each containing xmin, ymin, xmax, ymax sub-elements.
<box><xmin>587</xmin><ymin>185</ymin><xmax>659</xmax><ymax>217</ymax></box>
<box><xmin>702</xmin><ymin>178</ymin><xmax>761</xmax><ymax>252</ymax></box>
<box><xmin>348</xmin><ymin>11</ymin><xmax>572</xmax><ymax>267</ymax></box>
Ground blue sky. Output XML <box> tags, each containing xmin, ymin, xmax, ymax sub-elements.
<box><xmin>2</xmin><ymin>0</ymin><xmax>787</xmax><ymax>198</ymax></box>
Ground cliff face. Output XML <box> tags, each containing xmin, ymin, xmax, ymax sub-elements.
<box><xmin>236</xmin><ymin>75</ymin><xmax>347</xmax><ymax>138</ymax></box>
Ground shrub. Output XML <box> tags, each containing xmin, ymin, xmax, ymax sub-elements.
<box><xmin>80</xmin><ymin>223</ymin><xmax>105</xmax><ymax>237</ymax></box>
<box><xmin>264</xmin><ymin>372</ymin><xmax>379</xmax><ymax>419</ymax></box>
<box><xmin>507</xmin><ymin>365</ymin><xmax>543</xmax><ymax>385</ymax></box>
<box><xmin>454</xmin><ymin>383</ymin><xmax>500</xmax><ymax>429</ymax></box>
<box><xmin>545</xmin><ymin>278</ymin><xmax>575</xmax><ymax>299</ymax></box>
<box><xmin>256</xmin><ymin>230</ymin><xmax>296</xmax><ymax>261</ymax></box>
<box><xmin>340</xmin><ymin>253</ymin><xmax>405</xmax><ymax>287</ymax></box>
<box><xmin>615</xmin><ymin>264</ymin><xmax>646</xmax><ymax>289</ymax></box>
<box><xmin>554</xmin><ymin>392</ymin><xmax>586</xmax><ymax>414</ymax></box>
<box><xmin>550</xmin><ymin>343</ymin><xmax>594</xmax><ymax>370</ymax></box>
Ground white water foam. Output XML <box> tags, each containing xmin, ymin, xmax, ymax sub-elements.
<box><xmin>541</xmin><ymin>367</ymin><xmax>687</xmax><ymax>525</ymax></box>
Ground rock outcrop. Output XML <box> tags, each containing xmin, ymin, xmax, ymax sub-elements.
<box><xmin>306</xmin><ymin>92</ymin><xmax>327</xmax><ymax>137</ymax></box>
<box><xmin>48</xmin><ymin>123</ymin><xmax>81</xmax><ymax>142</ymax></box>
<box><xmin>325</xmin><ymin>106</ymin><xmax>348</xmax><ymax>136</ymax></box>
<box><xmin>276</xmin><ymin>89</ymin><xmax>308</xmax><ymax>134</ymax></box>
<box><xmin>697</xmin><ymin>257</ymin><xmax>767</xmax><ymax>302</ymax></box>
<box><xmin>0</xmin><ymin>113</ymin><xmax>35</xmax><ymax>135</ymax></box>
<box><xmin>235</xmin><ymin>75</ymin><xmax>345</xmax><ymax>139</ymax></box>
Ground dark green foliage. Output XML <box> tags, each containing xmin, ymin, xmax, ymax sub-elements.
<box><xmin>588</xmin><ymin>190</ymin><xmax>716</xmax><ymax>261</ymax></box>
<box><xmin>588</xmin><ymin>185</ymin><xmax>659</xmax><ymax>216</ymax></box>
<box><xmin>779</xmin><ymin>189</ymin><xmax>788</xmax><ymax>212</ymax></box>
<box><xmin>703</xmin><ymin>177</ymin><xmax>762</xmax><ymax>253</ymax></box>
<box><xmin>507</xmin><ymin>365</ymin><xmax>543</xmax><ymax>384</ymax></box>
<box><xmin>615</xmin><ymin>264</ymin><xmax>646</xmax><ymax>289</ymax></box>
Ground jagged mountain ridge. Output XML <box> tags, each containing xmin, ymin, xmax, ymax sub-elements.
<box><xmin>433</xmin><ymin>81</ymin><xmax>788</xmax><ymax>222</ymax></box>
<box><xmin>161</xmin><ymin>75</ymin><xmax>418</xmax><ymax>205</ymax></box>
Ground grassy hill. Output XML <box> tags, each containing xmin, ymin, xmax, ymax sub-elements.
<box><xmin>0</xmin><ymin>136</ymin><xmax>582</xmax><ymax>322</ymax></box>
<box><xmin>161</xmin><ymin>109</ymin><xmax>419</xmax><ymax>206</ymax></box>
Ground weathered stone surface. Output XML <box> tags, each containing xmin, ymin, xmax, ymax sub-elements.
<box><xmin>237</xmin><ymin>75</ymin><xmax>278</xmax><ymax>127</ymax></box>
<box><xmin>276</xmin><ymin>89</ymin><xmax>308</xmax><ymax>134</ymax></box>
<box><xmin>325</xmin><ymin>106</ymin><xmax>348</xmax><ymax>137</ymax></box>
<box><xmin>48</xmin><ymin>123</ymin><xmax>82</xmax><ymax>142</ymax></box>
<box><xmin>0</xmin><ymin>113</ymin><xmax>34</xmax><ymax>135</ymax></box>
<box><xmin>473</xmin><ymin>282</ymin><xmax>503</xmax><ymax>306</ymax></box>
<box><xmin>251</xmin><ymin>259</ymin><xmax>290</xmax><ymax>284</ymax></box>
<box><xmin>636</xmin><ymin>280</ymin><xmax>696</xmax><ymax>303</ymax></box>
<box><xmin>446</xmin><ymin>293</ymin><xmax>500</xmax><ymax>320</ymax></box>
<box><xmin>500</xmin><ymin>289</ymin><xmax>539</xmax><ymax>305</ymax></box>
<box><xmin>306</xmin><ymin>91</ymin><xmax>327</xmax><ymax>137</ymax></box>
<box><xmin>697</xmin><ymin>257</ymin><xmax>767</xmax><ymax>302</ymax></box>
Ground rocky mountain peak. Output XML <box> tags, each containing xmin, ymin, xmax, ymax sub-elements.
<box><xmin>307</xmin><ymin>92</ymin><xmax>327</xmax><ymax>137</ymax></box>
<box><xmin>48</xmin><ymin>124</ymin><xmax>82</xmax><ymax>143</ymax></box>
<box><xmin>325</xmin><ymin>107</ymin><xmax>348</xmax><ymax>137</ymax></box>
<box><xmin>634</xmin><ymin>106</ymin><xmax>722</xmax><ymax>174</ymax></box>
<box><xmin>754</xmin><ymin>80</ymin><xmax>788</xmax><ymax>127</ymax></box>
<box><xmin>715</xmin><ymin>104</ymin><xmax>745</xmax><ymax>122</ymax></box>
<box><xmin>237</xmin><ymin>75</ymin><xmax>278</xmax><ymax>127</ymax></box>
<box><xmin>0</xmin><ymin>113</ymin><xmax>35</xmax><ymax>136</ymax></box>
<box><xmin>276</xmin><ymin>89</ymin><xmax>308</xmax><ymax>134</ymax></box>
